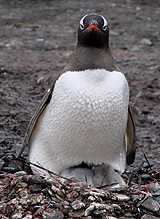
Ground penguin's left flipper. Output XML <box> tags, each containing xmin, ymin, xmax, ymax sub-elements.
<box><xmin>18</xmin><ymin>82</ymin><xmax>55</xmax><ymax>157</ymax></box>
<box><xmin>125</xmin><ymin>106</ymin><xmax>136</xmax><ymax>164</ymax></box>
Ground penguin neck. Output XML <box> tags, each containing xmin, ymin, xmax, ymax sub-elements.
<box><xmin>63</xmin><ymin>44</ymin><xmax>119</xmax><ymax>73</ymax></box>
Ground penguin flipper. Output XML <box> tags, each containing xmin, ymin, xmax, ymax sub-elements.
<box><xmin>18</xmin><ymin>83</ymin><xmax>55</xmax><ymax>157</ymax></box>
<box><xmin>125</xmin><ymin>106</ymin><xmax>136</xmax><ymax>164</ymax></box>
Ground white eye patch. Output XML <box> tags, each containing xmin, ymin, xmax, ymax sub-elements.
<box><xmin>79</xmin><ymin>14</ymin><xmax>88</xmax><ymax>30</ymax></box>
<box><xmin>100</xmin><ymin>15</ymin><xmax>108</xmax><ymax>30</ymax></box>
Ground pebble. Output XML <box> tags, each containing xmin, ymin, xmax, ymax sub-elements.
<box><xmin>88</xmin><ymin>195</ymin><xmax>96</xmax><ymax>201</ymax></box>
<box><xmin>93</xmin><ymin>202</ymin><xmax>111</xmax><ymax>210</ymax></box>
<box><xmin>93</xmin><ymin>209</ymin><xmax>106</xmax><ymax>215</ymax></box>
<box><xmin>140</xmin><ymin>38</ymin><xmax>152</xmax><ymax>45</ymax></box>
<box><xmin>84</xmin><ymin>203</ymin><xmax>95</xmax><ymax>216</ymax></box>
<box><xmin>42</xmin><ymin>209</ymin><xmax>64</xmax><ymax>219</ymax></box>
<box><xmin>68</xmin><ymin>209</ymin><xmax>84</xmax><ymax>218</ymax></box>
<box><xmin>0</xmin><ymin>159</ymin><xmax>5</xmax><ymax>170</ymax></box>
<box><xmin>141</xmin><ymin>214</ymin><xmax>160</xmax><ymax>219</ymax></box>
<box><xmin>140</xmin><ymin>196</ymin><xmax>159</xmax><ymax>212</ymax></box>
<box><xmin>12</xmin><ymin>213</ymin><xmax>23</xmax><ymax>219</ymax></box>
<box><xmin>22</xmin><ymin>215</ymin><xmax>32</xmax><ymax>219</ymax></box>
<box><xmin>111</xmin><ymin>203</ymin><xmax>121</xmax><ymax>212</ymax></box>
<box><xmin>37</xmin><ymin>76</ymin><xmax>45</xmax><ymax>84</ymax></box>
<box><xmin>2</xmin><ymin>167</ymin><xmax>18</xmax><ymax>173</ymax></box>
<box><xmin>106</xmin><ymin>217</ymin><xmax>118</xmax><ymax>219</ymax></box>
<box><xmin>124</xmin><ymin>213</ymin><xmax>134</xmax><ymax>217</ymax></box>
<box><xmin>84</xmin><ymin>202</ymin><xmax>114</xmax><ymax>216</ymax></box>
<box><xmin>112</xmin><ymin>193</ymin><xmax>130</xmax><ymax>201</ymax></box>
<box><xmin>83</xmin><ymin>190</ymin><xmax>106</xmax><ymax>198</ymax></box>
<box><xmin>22</xmin><ymin>175</ymin><xmax>45</xmax><ymax>185</ymax></box>
<box><xmin>51</xmin><ymin>185</ymin><xmax>64</xmax><ymax>197</ymax></box>
<box><xmin>29</xmin><ymin>184</ymin><xmax>42</xmax><ymax>193</ymax></box>
<box><xmin>71</xmin><ymin>200</ymin><xmax>85</xmax><ymax>210</ymax></box>
<box><xmin>14</xmin><ymin>171</ymin><xmax>27</xmax><ymax>176</ymax></box>
<box><xmin>141</xmin><ymin>174</ymin><xmax>151</xmax><ymax>180</ymax></box>
<box><xmin>70</xmin><ymin>182</ymin><xmax>87</xmax><ymax>191</ymax></box>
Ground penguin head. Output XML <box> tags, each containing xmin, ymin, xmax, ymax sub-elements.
<box><xmin>78</xmin><ymin>13</ymin><xmax>109</xmax><ymax>48</ymax></box>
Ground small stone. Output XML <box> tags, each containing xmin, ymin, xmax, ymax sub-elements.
<box><xmin>140</xmin><ymin>38</ymin><xmax>152</xmax><ymax>45</ymax></box>
<box><xmin>112</xmin><ymin>193</ymin><xmax>130</xmax><ymax>201</ymax></box>
<box><xmin>37</xmin><ymin>76</ymin><xmax>45</xmax><ymax>84</ymax></box>
<box><xmin>83</xmin><ymin>190</ymin><xmax>106</xmax><ymax>198</ymax></box>
<box><xmin>29</xmin><ymin>184</ymin><xmax>42</xmax><ymax>193</ymax></box>
<box><xmin>71</xmin><ymin>200</ymin><xmax>85</xmax><ymax>210</ymax></box>
<box><xmin>131</xmin><ymin>194</ymin><xmax>143</xmax><ymax>202</ymax></box>
<box><xmin>111</xmin><ymin>203</ymin><xmax>121</xmax><ymax>212</ymax></box>
<box><xmin>141</xmin><ymin>174</ymin><xmax>151</xmax><ymax>180</ymax></box>
<box><xmin>14</xmin><ymin>171</ymin><xmax>27</xmax><ymax>176</ymax></box>
<box><xmin>9</xmin><ymin>100</ymin><xmax>16</xmax><ymax>106</ymax></box>
<box><xmin>42</xmin><ymin>209</ymin><xmax>64</xmax><ymax>219</ymax></box>
<box><xmin>22</xmin><ymin>215</ymin><xmax>32</xmax><ymax>219</ymax></box>
<box><xmin>0</xmin><ymin>159</ymin><xmax>5</xmax><ymax>170</ymax></box>
<box><xmin>12</xmin><ymin>213</ymin><xmax>23</xmax><ymax>219</ymax></box>
<box><xmin>124</xmin><ymin>213</ymin><xmax>133</xmax><ymax>217</ymax></box>
<box><xmin>22</xmin><ymin>175</ymin><xmax>45</xmax><ymax>185</ymax></box>
<box><xmin>88</xmin><ymin>195</ymin><xmax>96</xmax><ymax>201</ymax></box>
<box><xmin>140</xmin><ymin>196</ymin><xmax>159</xmax><ymax>212</ymax></box>
<box><xmin>68</xmin><ymin>210</ymin><xmax>84</xmax><ymax>218</ymax></box>
<box><xmin>84</xmin><ymin>203</ymin><xmax>95</xmax><ymax>216</ymax></box>
<box><xmin>107</xmin><ymin>217</ymin><xmax>118</xmax><ymax>219</ymax></box>
<box><xmin>93</xmin><ymin>202</ymin><xmax>106</xmax><ymax>210</ymax></box>
<box><xmin>70</xmin><ymin>182</ymin><xmax>87</xmax><ymax>191</ymax></box>
<box><xmin>93</xmin><ymin>209</ymin><xmax>106</xmax><ymax>215</ymax></box>
<box><xmin>51</xmin><ymin>185</ymin><xmax>64</xmax><ymax>197</ymax></box>
<box><xmin>2</xmin><ymin>166</ymin><xmax>18</xmax><ymax>173</ymax></box>
<box><xmin>141</xmin><ymin>214</ymin><xmax>160</xmax><ymax>219</ymax></box>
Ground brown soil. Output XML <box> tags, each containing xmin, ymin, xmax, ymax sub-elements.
<box><xmin>0</xmin><ymin>0</ymin><xmax>160</xmax><ymax>169</ymax></box>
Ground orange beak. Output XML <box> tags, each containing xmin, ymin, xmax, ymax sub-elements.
<box><xmin>87</xmin><ymin>23</ymin><xmax>99</xmax><ymax>30</ymax></box>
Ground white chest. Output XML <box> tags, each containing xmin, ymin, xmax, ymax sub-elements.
<box><xmin>29</xmin><ymin>69</ymin><xmax>129</xmax><ymax>174</ymax></box>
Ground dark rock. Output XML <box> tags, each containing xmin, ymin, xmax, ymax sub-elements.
<box><xmin>2</xmin><ymin>167</ymin><xmax>19</xmax><ymax>173</ymax></box>
<box><xmin>68</xmin><ymin>209</ymin><xmax>84</xmax><ymax>218</ymax></box>
<box><xmin>0</xmin><ymin>159</ymin><xmax>5</xmax><ymax>170</ymax></box>
<box><xmin>140</xmin><ymin>196</ymin><xmax>159</xmax><ymax>212</ymax></box>
<box><xmin>29</xmin><ymin>184</ymin><xmax>42</xmax><ymax>193</ymax></box>
<box><xmin>42</xmin><ymin>209</ymin><xmax>64</xmax><ymax>219</ymax></box>
<box><xmin>141</xmin><ymin>214</ymin><xmax>160</xmax><ymax>219</ymax></box>
<box><xmin>22</xmin><ymin>175</ymin><xmax>46</xmax><ymax>185</ymax></box>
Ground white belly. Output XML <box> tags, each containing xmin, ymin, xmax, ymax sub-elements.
<box><xmin>29</xmin><ymin>69</ymin><xmax>129</xmax><ymax>174</ymax></box>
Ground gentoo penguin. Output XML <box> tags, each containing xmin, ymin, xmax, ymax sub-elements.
<box><xmin>18</xmin><ymin>13</ymin><xmax>135</xmax><ymax>186</ymax></box>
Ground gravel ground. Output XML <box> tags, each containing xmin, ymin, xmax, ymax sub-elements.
<box><xmin>0</xmin><ymin>0</ymin><xmax>160</xmax><ymax>218</ymax></box>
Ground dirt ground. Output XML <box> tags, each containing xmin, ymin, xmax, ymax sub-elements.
<box><xmin>0</xmin><ymin>0</ymin><xmax>160</xmax><ymax>170</ymax></box>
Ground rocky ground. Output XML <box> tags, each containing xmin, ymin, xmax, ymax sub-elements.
<box><xmin>0</xmin><ymin>0</ymin><xmax>160</xmax><ymax>218</ymax></box>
